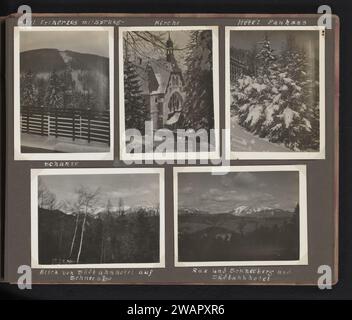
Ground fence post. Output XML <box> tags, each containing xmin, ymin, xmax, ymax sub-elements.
<box><xmin>47</xmin><ymin>107</ymin><xmax>51</xmax><ymax>136</ymax></box>
<box><xmin>26</xmin><ymin>106</ymin><xmax>30</xmax><ymax>133</ymax></box>
<box><xmin>55</xmin><ymin>106</ymin><xmax>58</xmax><ymax>138</ymax></box>
<box><xmin>41</xmin><ymin>105</ymin><xmax>44</xmax><ymax>136</ymax></box>
<box><xmin>87</xmin><ymin>108</ymin><xmax>91</xmax><ymax>143</ymax></box>
<box><xmin>72</xmin><ymin>109</ymin><xmax>75</xmax><ymax>141</ymax></box>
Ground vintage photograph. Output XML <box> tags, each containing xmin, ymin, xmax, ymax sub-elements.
<box><xmin>174</xmin><ymin>166</ymin><xmax>307</xmax><ymax>266</ymax></box>
<box><xmin>226</xmin><ymin>27</ymin><xmax>325</xmax><ymax>159</ymax></box>
<box><xmin>14</xmin><ymin>27</ymin><xmax>114</xmax><ymax>160</ymax></box>
<box><xmin>31</xmin><ymin>168</ymin><xmax>164</xmax><ymax>268</ymax></box>
<box><xmin>119</xmin><ymin>26</ymin><xmax>220</xmax><ymax>160</ymax></box>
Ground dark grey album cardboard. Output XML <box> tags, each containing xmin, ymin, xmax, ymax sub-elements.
<box><xmin>3</xmin><ymin>14</ymin><xmax>339</xmax><ymax>285</ymax></box>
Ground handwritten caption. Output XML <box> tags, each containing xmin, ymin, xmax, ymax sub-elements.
<box><xmin>193</xmin><ymin>267</ymin><xmax>293</xmax><ymax>282</ymax></box>
<box><xmin>39</xmin><ymin>268</ymin><xmax>154</xmax><ymax>282</ymax></box>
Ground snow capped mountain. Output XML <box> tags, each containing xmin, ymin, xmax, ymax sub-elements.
<box><xmin>179</xmin><ymin>206</ymin><xmax>294</xmax><ymax>218</ymax></box>
<box><xmin>230</xmin><ymin>206</ymin><xmax>293</xmax><ymax>218</ymax></box>
<box><xmin>232</xmin><ymin>205</ymin><xmax>250</xmax><ymax>215</ymax></box>
<box><xmin>179</xmin><ymin>207</ymin><xmax>209</xmax><ymax>215</ymax></box>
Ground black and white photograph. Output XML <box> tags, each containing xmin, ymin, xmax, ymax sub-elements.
<box><xmin>174</xmin><ymin>166</ymin><xmax>307</xmax><ymax>266</ymax></box>
<box><xmin>14</xmin><ymin>27</ymin><xmax>114</xmax><ymax>160</ymax></box>
<box><xmin>119</xmin><ymin>26</ymin><xmax>220</xmax><ymax>160</ymax></box>
<box><xmin>225</xmin><ymin>27</ymin><xmax>325</xmax><ymax>159</ymax></box>
<box><xmin>31</xmin><ymin>168</ymin><xmax>165</xmax><ymax>268</ymax></box>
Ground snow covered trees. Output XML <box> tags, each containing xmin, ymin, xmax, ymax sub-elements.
<box><xmin>231</xmin><ymin>34</ymin><xmax>320</xmax><ymax>151</ymax></box>
<box><xmin>44</xmin><ymin>70</ymin><xmax>64</xmax><ymax>109</ymax></box>
<box><xmin>182</xmin><ymin>30</ymin><xmax>214</xmax><ymax>131</ymax></box>
<box><xmin>21</xmin><ymin>70</ymin><xmax>36</xmax><ymax>107</ymax></box>
<box><xmin>124</xmin><ymin>58</ymin><xmax>149</xmax><ymax>134</ymax></box>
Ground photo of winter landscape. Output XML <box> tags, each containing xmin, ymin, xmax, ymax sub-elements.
<box><xmin>228</xmin><ymin>29</ymin><xmax>322</xmax><ymax>155</ymax></box>
<box><xmin>17</xmin><ymin>28</ymin><xmax>112</xmax><ymax>156</ymax></box>
<box><xmin>176</xmin><ymin>169</ymin><xmax>302</xmax><ymax>264</ymax></box>
<box><xmin>121</xmin><ymin>28</ymin><xmax>218</xmax><ymax>155</ymax></box>
<box><xmin>32</xmin><ymin>170</ymin><xmax>162</xmax><ymax>267</ymax></box>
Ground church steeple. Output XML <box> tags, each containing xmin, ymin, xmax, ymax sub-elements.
<box><xmin>166</xmin><ymin>32</ymin><xmax>174</xmax><ymax>62</ymax></box>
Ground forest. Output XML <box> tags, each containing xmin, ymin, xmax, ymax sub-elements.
<box><xmin>178</xmin><ymin>205</ymin><xmax>300</xmax><ymax>262</ymax></box>
<box><xmin>37</xmin><ymin>180</ymin><xmax>159</xmax><ymax>265</ymax></box>
<box><xmin>21</xmin><ymin>49</ymin><xmax>109</xmax><ymax>111</ymax></box>
<box><xmin>231</xmin><ymin>35</ymin><xmax>320</xmax><ymax>152</ymax></box>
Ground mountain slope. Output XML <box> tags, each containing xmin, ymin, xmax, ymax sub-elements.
<box><xmin>20</xmin><ymin>49</ymin><xmax>110</xmax><ymax>111</ymax></box>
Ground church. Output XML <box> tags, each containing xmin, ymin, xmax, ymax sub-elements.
<box><xmin>133</xmin><ymin>34</ymin><xmax>185</xmax><ymax>130</ymax></box>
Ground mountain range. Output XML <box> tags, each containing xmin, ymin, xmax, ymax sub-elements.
<box><xmin>179</xmin><ymin>205</ymin><xmax>295</xmax><ymax>218</ymax></box>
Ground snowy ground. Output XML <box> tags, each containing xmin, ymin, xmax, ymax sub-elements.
<box><xmin>21</xmin><ymin>134</ymin><xmax>110</xmax><ymax>153</ymax></box>
<box><xmin>230</xmin><ymin>116</ymin><xmax>291</xmax><ymax>152</ymax></box>
<box><xmin>126</xmin><ymin>130</ymin><xmax>216</xmax><ymax>152</ymax></box>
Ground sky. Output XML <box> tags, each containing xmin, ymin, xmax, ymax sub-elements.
<box><xmin>20</xmin><ymin>30</ymin><xmax>110</xmax><ymax>57</ymax></box>
<box><xmin>39</xmin><ymin>173</ymin><xmax>159</xmax><ymax>210</ymax></box>
<box><xmin>178</xmin><ymin>171</ymin><xmax>299</xmax><ymax>213</ymax></box>
<box><xmin>230</xmin><ymin>30</ymin><xmax>319</xmax><ymax>56</ymax></box>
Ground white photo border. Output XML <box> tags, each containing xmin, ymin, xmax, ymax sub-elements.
<box><xmin>173</xmin><ymin>165</ymin><xmax>308</xmax><ymax>267</ymax></box>
<box><xmin>225</xmin><ymin>26</ymin><xmax>326</xmax><ymax>160</ymax></box>
<box><xmin>31</xmin><ymin>167</ymin><xmax>165</xmax><ymax>269</ymax></box>
<box><xmin>119</xmin><ymin>26</ymin><xmax>220</xmax><ymax>161</ymax></box>
<box><xmin>14</xmin><ymin>26</ymin><xmax>115</xmax><ymax>161</ymax></box>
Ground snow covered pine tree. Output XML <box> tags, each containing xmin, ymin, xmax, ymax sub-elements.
<box><xmin>21</xmin><ymin>70</ymin><xmax>36</xmax><ymax>107</ymax></box>
<box><xmin>44</xmin><ymin>70</ymin><xmax>64</xmax><ymax>109</ymax></box>
<box><xmin>182</xmin><ymin>30</ymin><xmax>214</xmax><ymax>132</ymax></box>
<box><xmin>124</xmin><ymin>58</ymin><xmax>149</xmax><ymax>134</ymax></box>
<box><xmin>232</xmin><ymin>35</ymin><xmax>319</xmax><ymax>151</ymax></box>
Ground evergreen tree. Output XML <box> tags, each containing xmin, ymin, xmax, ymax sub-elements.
<box><xmin>36</xmin><ymin>78</ymin><xmax>47</xmax><ymax>108</ymax></box>
<box><xmin>21</xmin><ymin>70</ymin><xmax>36</xmax><ymax>107</ymax></box>
<box><xmin>45</xmin><ymin>70</ymin><xmax>64</xmax><ymax>109</ymax></box>
<box><xmin>255</xmin><ymin>35</ymin><xmax>276</xmax><ymax>77</ymax></box>
<box><xmin>267</xmin><ymin>36</ymin><xmax>319</xmax><ymax>150</ymax></box>
<box><xmin>181</xmin><ymin>30</ymin><xmax>214</xmax><ymax>131</ymax></box>
<box><xmin>232</xmin><ymin>34</ymin><xmax>320</xmax><ymax>151</ymax></box>
<box><xmin>124</xmin><ymin>57</ymin><xmax>148</xmax><ymax>134</ymax></box>
<box><xmin>232</xmin><ymin>37</ymin><xmax>279</xmax><ymax>137</ymax></box>
<box><xmin>61</xmin><ymin>65</ymin><xmax>75</xmax><ymax>109</ymax></box>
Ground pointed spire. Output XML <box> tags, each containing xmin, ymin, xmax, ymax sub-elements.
<box><xmin>166</xmin><ymin>32</ymin><xmax>174</xmax><ymax>62</ymax></box>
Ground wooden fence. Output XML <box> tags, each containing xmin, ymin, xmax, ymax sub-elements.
<box><xmin>21</xmin><ymin>106</ymin><xmax>110</xmax><ymax>145</ymax></box>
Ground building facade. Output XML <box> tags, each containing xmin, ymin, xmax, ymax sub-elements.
<box><xmin>133</xmin><ymin>34</ymin><xmax>185</xmax><ymax>130</ymax></box>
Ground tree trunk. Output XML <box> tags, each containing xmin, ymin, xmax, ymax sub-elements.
<box><xmin>76</xmin><ymin>208</ymin><xmax>88</xmax><ymax>264</ymax></box>
<box><xmin>100</xmin><ymin>223</ymin><xmax>105</xmax><ymax>263</ymax></box>
<box><xmin>69</xmin><ymin>212</ymin><xmax>80</xmax><ymax>259</ymax></box>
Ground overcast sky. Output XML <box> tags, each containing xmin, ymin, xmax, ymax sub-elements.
<box><xmin>39</xmin><ymin>173</ymin><xmax>159</xmax><ymax>209</ymax></box>
<box><xmin>230</xmin><ymin>30</ymin><xmax>319</xmax><ymax>56</ymax></box>
<box><xmin>20</xmin><ymin>30</ymin><xmax>110</xmax><ymax>57</ymax></box>
<box><xmin>178</xmin><ymin>171</ymin><xmax>299</xmax><ymax>213</ymax></box>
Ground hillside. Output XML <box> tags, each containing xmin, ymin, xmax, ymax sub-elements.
<box><xmin>20</xmin><ymin>49</ymin><xmax>110</xmax><ymax>111</ymax></box>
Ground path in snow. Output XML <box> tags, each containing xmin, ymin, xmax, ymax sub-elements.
<box><xmin>21</xmin><ymin>133</ymin><xmax>110</xmax><ymax>153</ymax></box>
<box><xmin>231</xmin><ymin>118</ymin><xmax>291</xmax><ymax>152</ymax></box>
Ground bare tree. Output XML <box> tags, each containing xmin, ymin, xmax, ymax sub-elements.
<box><xmin>118</xmin><ymin>197</ymin><xmax>125</xmax><ymax>216</ymax></box>
<box><xmin>100</xmin><ymin>199</ymin><xmax>113</xmax><ymax>263</ymax></box>
<box><xmin>75</xmin><ymin>186</ymin><xmax>101</xmax><ymax>264</ymax></box>
<box><xmin>38</xmin><ymin>177</ymin><xmax>59</xmax><ymax>210</ymax></box>
<box><xmin>68</xmin><ymin>198</ymin><xmax>84</xmax><ymax>260</ymax></box>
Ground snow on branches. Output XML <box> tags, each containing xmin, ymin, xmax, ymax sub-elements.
<box><xmin>231</xmin><ymin>35</ymin><xmax>319</xmax><ymax>151</ymax></box>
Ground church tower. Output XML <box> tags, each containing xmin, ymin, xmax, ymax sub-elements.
<box><xmin>166</xmin><ymin>32</ymin><xmax>174</xmax><ymax>63</ymax></box>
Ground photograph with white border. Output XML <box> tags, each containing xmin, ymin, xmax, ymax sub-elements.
<box><xmin>119</xmin><ymin>26</ymin><xmax>220</xmax><ymax>161</ymax></box>
<box><xmin>14</xmin><ymin>26</ymin><xmax>114</xmax><ymax>160</ymax></box>
<box><xmin>174</xmin><ymin>165</ymin><xmax>308</xmax><ymax>267</ymax></box>
<box><xmin>31</xmin><ymin>168</ymin><xmax>165</xmax><ymax>269</ymax></box>
<box><xmin>225</xmin><ymin>26</ymin><xmax>325</xmax><ymax>160</ymax></box>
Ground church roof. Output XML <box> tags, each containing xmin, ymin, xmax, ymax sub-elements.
<box><xmin>133</xmin><ymin>57</ymin><xmax>182</xmax><ymax>95</ymax></box>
